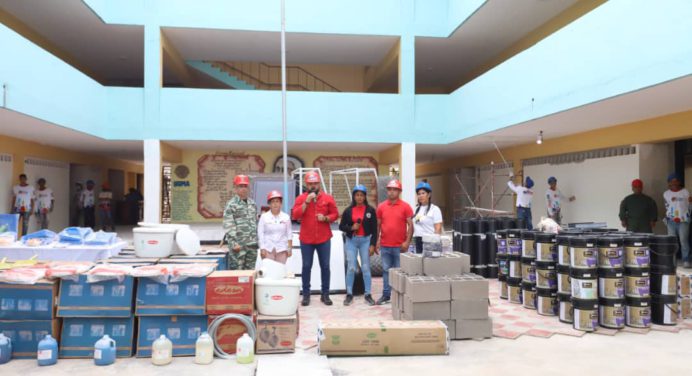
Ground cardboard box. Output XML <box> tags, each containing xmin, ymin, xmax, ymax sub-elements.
<box><xmin>405</xmin><ymin>276</ymin><xmax>451</xmax><ymax>303</ymax></box>
<box><xmin>400</xmin><ymin>253</ymin><xmax>423</xmax><ymax>276</ymax></box>
<box><xmin>456</xmin><ymin>318</ymin><xmax>493</xmax><ymax>340</ymax></box>
<box><xmin>60</xmin><ymin>317</ymin><xmax>135</xmax><ymax>358</ymax></box>
<box><xmin>449</xmin><ymin>274</ymin><xmax>489</xmax><ymax>300</ymax></box>
<box><xmin>135</xmin><ymin>276</ymin><xmax>206</xmax><ymax>316</ymax></box>
<box><xmin>403</xmin><ymin>297</ymin><xmax>451</xmax><ymax>320</ymax></box>
<box><xmin>424</xmin><ymin>253</ymin><xmax>465</xmax><ymax>277</ymax></box>
<box><xmin>208</xmin><ymin>313</ymin><xmax>257</xmax><ymax>354</ymax></box>
<box><xmin>678</xmin><ymin>274</ymin><xmax>691</xmax><ymax>297</ymax></box>
<box><xmin>318</xmin><ymin>320</ymin><xmax>449</xmax><ymax>356</ymax></box>
<box><xmin>136</xmin><ymin>315</ymin><xmax>208</xmax><ymax>357</ymax></box>
<box><xmin>0</xmin><ymin>280</ymin><xmax>58</xmax><ymax>320</ymax></box>
<box><xmin>389</xmin><ymin>268</ymin><xmax>401</xmax><ymax>292</ymax></box>
<box><xmin>451</xmin><ymin>299</ymin><xmax>489</xmax><ymax>320</ymax></box>
<box><xmin>0</xmin><ymin>319</ymin><xmax>61</xmax><ymax>359</ymax></box>
<box><xmin>57</xmin><ymin>275</ymin><xmax>134</xmax><ymax>317</ymax></box>
<box><xmin>443</xmin><ymin>320</ymin><xmax>456</xmax><ymax>340</ymax></box>
<box><xmin>205</xmin><ymin>270</ymin><xmax>255</xmax><ymax>315</ymax></box>
<box><xmin>256</xmin><ymin>314</ymin><xmax>298</xmax><ymax>354</ymax></box>
<box><xmin>678</xmin><ymin>296</ymin><xmax>692</xmax><ymax>319</ymax></box>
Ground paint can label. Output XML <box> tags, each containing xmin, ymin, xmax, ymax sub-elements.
<box><xmin>508</xmin><ymin>285</ymin><xmax>521</xmax><ymax>304</ymax></box>
<box><xmin>570</xmin><ymin>247</ymin><xmax>598</xmax><ymax>268</ymax></box>
<box><xmin>558</xmin><ymin>273</ymin><xmax>571</xmax><ymax>294</ymax></box>
<box><xmin>537</xmin><ymin>243</ymin><xmax>557</xmax><ymax>262</ymax></box>
<box><xmin>558</xmin><ymin>245</ymin><xmax>570</xmax><ymax>266</ymax></box>
<box><xmin>626</xmin><ymin>277</ymin><xmax>650</xmax><ymax>298</ymax></box>
<box><xmin>522</xmin><ymin>240</ymin><xmax>536</xmax><ymax>258</ymax></box>
<box><xmin>500</xmin><ymin>281</ymin><xmax>508</xmax><ymax>299</ymax></box>
<box><xmin>599</xmin><ymin>277</ymin><xmax>625</xmax><ymax>299</ymax></box>
<box><xmin>509</xmin><ymin>261</ymin><xmax>522</xmax><ymax>278</ymax></box>
<box><xmin>572</xmin><ymin>278</ymin><xmax>598</xmax><ymax>300</ymax></box>
<box><xmin>509</xmin><ymin>239</ymin><xmax>522</xmax><ymax>256</ymax></box>
<box><xmin>625</xmin><ymin>247</ymin><xmax>650</xmax><ymax>267</ymax></box>
<box><xmin>537</xmin><ymin>296</ymin><xmax>558</xmax><ymax>316</ymax></box>
<box><xmin>626</xmin><ymin>306</ymin><xmax>651</xmax><ymax>328</ymax></box>
<box><xmin>560</xmin><ymin>301</ymin><xmax>574</xmax><ymax>323</ymax></box>
<box><xmin>659</xmin><ymin>275</ymin><xmax>677</xmax><ymax>295</ymax></box>
<box><xmin>537</xmin><ymin>270</ymin><xmax>557</xmax><ymax>289</ymax></box>
<box><xmin>574</xmin><ymin>309</ymin><xmax>598</xmax><ymax>331</ymax></box>
<box><xmin>599</xmin><ymin>247</ymin><xmax>624</xmax><ymax>268</ymax></box>
<box><xmin>522</xmin><ymin>290</ymin><xmax>537</xmax><ymax>309</ymax></box>
<box><xmin>599</xmin><ymin>306</ymin><xmax>625</xmax><ymax>328</ymax></box>
<box><xmin>664</xmin><ymin>303</ymin><xmax>678</xmax><ymax>324</ymax></box>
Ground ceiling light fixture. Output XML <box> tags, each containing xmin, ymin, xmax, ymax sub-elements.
<box><xmin>536</xmin><ymin>130</ymin><xmax>543</xmax><ymax>145</ymax></box>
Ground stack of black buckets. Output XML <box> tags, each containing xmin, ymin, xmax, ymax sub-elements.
<box><xmin>452</xmin><ymin>217</ymin><xmax>526</xmax><ymax>278</ymax></box>
<box><xmin>491</xmin><ymin>226</ymin><xmax>681</xmax><ymax>332</ymax></box>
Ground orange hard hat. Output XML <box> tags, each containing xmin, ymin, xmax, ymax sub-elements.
<box><xmin>305</xmin><ymin>171</ymin><xmax>321</xmax><ymax>183</ymax></box>
<box><xmin>101</xmin><ymin>182</ymin><xmax>110</xmax><ymax>190</ymax></box>
<box><xmin>386</xmin><ymin>179</ymin><xmax>402</xmax><ymax>190</ymax></box>
<box><xmin>267</xmin><ymin>190</ymin><xmax>283</xmax><ymax>203</ymax></box>
<box><xmin>234</xmin><ymin>175</ymin><xmax>250</xmax><ymax>186</ymax></box>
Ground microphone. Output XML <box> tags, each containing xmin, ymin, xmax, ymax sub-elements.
<box><xmin>357</xmin><ymin>219</ymin><xmax>362</xmax><ymax>224</ymax></box>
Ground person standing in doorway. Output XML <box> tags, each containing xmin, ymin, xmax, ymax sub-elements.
<box><xmin>663</xmin><ymin>173</ymin><xmax>691</xmax><ymax>267</ymax></box>
<box><xmin>292</xmin><ymin>171</ymin><xmax>338</xmax><ymax>306</ymax></box>
<box><xmin>412</xmin><ymin>181</ymin><xmax>443</xmax><ymax>253</ymax></box>
<box><xmin>223</xmin><ymin>175</ymin><xmax>259</xmax><ymax>270</ymax></box>
<box><xmin>81</xmin><ymin>180</ymin><xmax>96</xmax><ymax>229</ymax></box>
<box><xmin>545</xmin><ymin>176</ymin><xmax>575</xmax><ymax>224</ymax></box>
<box><xmin>339</xmin><ymin>184</ymin><xmax>378</xmax><ymax>306</ymax></box>
<box><xmin>619</xmin><ymin>179</ymin><xmax>658</xmax><ymax>233</ymax></box>
<box><xmin>11</xmin><ymin>174</ymin><xmax>35</xmax><ymax>236</ymax></box>
<box><xmin>376</xmin><ymin>179</ymin><xmax>413</xmax><ymax>305</ymax></box>
<box><xmin>71</xmin><ymin>183</ymin><xmax>84</xmax><ymax>227</ymax></box>
<box><xmin>34</xmin><ymin>178</ymin><xmax>54</xmax><ymax>230</ymax></box>
<box><xmin>508</xmin><ymin>174</ymin><xmax>535</xmax><ymax>230</ymax></box>
<box><xmin>258</xmin><ymin>190</ymin><xmax>292</xmax><ymax>264</ymax></box>
<box><xmin>98</xmin><ymin>183</ymin><xmax>116</xmax><ymax>232</ymax></box>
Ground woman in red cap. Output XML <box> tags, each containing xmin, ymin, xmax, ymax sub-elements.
<box><xmin>292</xmin><ymin>171</ymin><xmax>338</xmax><ymax>306</ymax></box>
<box><xmin>619</xmin><ymin>179</ymin><xmax>657</xmax><ymax>233</ymax></box>
<box><xmin>258</xmin><ymin>190</ymin><xmax>292</xmax><ymax>264</ymax></box>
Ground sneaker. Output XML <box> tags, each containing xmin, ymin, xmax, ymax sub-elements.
<box><xmin>364</xmin><ymin>294</ymin><xmax>376</xmax><ymax>306</ymax></box>
<box><xmin>684</xmin><ymin>261</ymin><xmax>691</xmax><ymax>269</ymax></box>
<box><xmin>376</xmin><ymin>296</ymin><xmax>390</xmax><ymax>305</ymax></box>
<box><xmin>301</xmin><ymin>295</ymin><xmax>310</xmax><ymax>306</ymax></box>
<box><xmin>321</xmin><ymin>294</ymin><xmax>333</xmax><ymax>306</ymax></box>
<box><xmin>343</xmin><ymin>295</ymin><xmax>353</xmax><ymax>306</ymax></box>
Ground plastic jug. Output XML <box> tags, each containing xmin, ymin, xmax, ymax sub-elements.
<box><xmin>37</xmin><ymin>334</ymin><xmax>58</xmax><ymax>366</ymax></box>
<box><xmin>0</xmin><ymin>333</ymin><xmax>11</xmax><ymax>364</ymax></box>
<box><xmin>194</xmin><ymin>332</ymin><xmax>214</xmax><ymax>365</ymax></box>
<box><xmin>151</xmin><ymin>334</ymin><xmax>173</xmax><ymax>366</ymax></box>
<box><xmin>94</xmin><ymin>334</ymin><xmax>116</xmax><ymax>366</ymax></box>
<box><xmin>236</xmin><ymin>333</ymin><xmax>254</xmax><ymax>364</ymax></box>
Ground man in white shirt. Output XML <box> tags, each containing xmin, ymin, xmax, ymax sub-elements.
<box><xmin>663</xmin><ymin>173</ymin><xmax>691</xmax><ymax>267</ymax></box>
<box><xmin>80</xmin><ymin>180</ymin><xmax>97</xmax><ymax>229</ymax></box>
<box><xmin>34</xmin><ymin>178</ymin><xmax>54</xmax><ymax>230</ymax></box>
<box><xmin>11</xmin><ymin>174</ymin><xmax>35</xmax><ymax>236</ymax></box>
<box><xmin>508</xmin><ymin>174</ymin><xmax>535</xmax><ymax>230</ymax></box>
<box><xmin>545</xmin><ymin>176</ymin><xmax>575</xmax><ymax>224</ymax></box>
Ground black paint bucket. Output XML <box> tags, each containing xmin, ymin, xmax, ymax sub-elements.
<box><xmin>477</xmin><ymin>220</ymin><xmax>489</xmax><ymax>234</ymax></box>
<box><xmin>461</xmin><ymin>219</ymin><xmax>476</xmax><ymax>234</ymax></box>
<box><xmin>570</xmin><ymin>267</ymin><xmax>598</xmax><ymax>300</ymax></box>
<box><xmin>649</xmin><ymin>235</ymin><xmax>678</xmax><ymax>274</ymax></box>
<box><xmin>598</xmin><ymin>268</ymin><xmax>625</xmax><ymax>299</ymax></box>
<box><xmin>536</xmin><ymin>261</ymin><xmax>557</xmax><ymax>290</ymax></box>
<box><xmin>625</xmin><ymin>267</ymin><xmax>650</xmax><ymax>298</ymax></box>
<box><xmin>522</xmin><ymin>281</ymin><xmax>537</xmax><ymax>310</ymax></box>
<box><xmin>556</xmin><ymin>234</ymin><xmax>576</xmax><ymax>266</ymax></box>
<box><xmin>487</xmin><ymin>233</ymin><xmax>498</xmax><ymax>264</ymax></box>
<box><xmin>572</xmin><ymin>298</ymin><xmax>599</xmax><ymax>332</ymax></box>
<box><xmin>521</xmin><ymin>230</ymin><xmax>537</xmax><ymax>258</ymax></box>
<box><xmin>651</xmin><ymin>294</ymin><xmax>678</xmax><ymax>326</ymax></box>
<box><xmin>521</xmin><ymin>257</ymin><xmax>537</xmax><ymax>284</ymax></box>
<box><xmin>557</xmin><ymin>264</ymin><xmax>571</xmax><ymax>294</ymax></box>
<box><xmin>473</xmin><ymin>233</ymin><xmax>488</xmax><ymax>265</ymax></box>
<box><xmin>650</xmin><ymin>273</ymin><xmax>677</xmax><ymax>296</ymax></box>
<box><xmin>487</xmin><ymin>264</ymin><xmax>499</xmax><ymax>279</ymax></box>
<box><xmin>507</xmin><ymin>229</ymin><xmax>523</xmax><ymax>256</ymax></box>
<box><xmin>507</xmin><ymin>277</ymin><xmax>522</xmax><ymax>304</ymax></box>
<box><xmin>461</xmin><ymin>234</ymin><xmax>473</xmax><ymax>255</ymax></box>
<box><xmin>535</xmin><ymin>233</ymin><xmax>557</xmax><ymax>263</ymax></box>
<box><xmin>569</xmin><ymin>235</ymin><xmax>599</xmax><ymax>269</ymax></box>
<box><xmin>499</xmin><ymin>274</ymin><xmax>508</xmax><ymax>300</ymax></box>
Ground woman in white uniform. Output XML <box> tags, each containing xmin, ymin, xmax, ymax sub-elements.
<box><xmin>257</xmin><ymin>190</ymin><xmax>293</xmax><ymax>264</ymax></box>
<box><xmin>412</xmin><ymin>181</ymin><xmax>443</xmax><ymax>254</ymax></box>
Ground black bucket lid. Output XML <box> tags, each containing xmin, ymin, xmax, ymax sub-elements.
<box><xmin>598</xmin><ymin>268</ymin><xmax>625</xmax><ymax>278</ymax></box>
<box><xmin>570</xmin><ymin>268</ymin><xmax>598</xmax><ymax>279</ymax></box>
<box><xmin>569</xmin><ymin>236</ymin><xmax>598</xmax><ymax>247</ymax></box>
<box><xmin>625</xmin><ymin>296</ymin><xmax>651</xmax><ymax>307</ymax></box>
<box><xmin>557</xmin><ymin>264</ymin><xmax>570</xmax><ymax>273</ymax></box>
<box><xmin>536</xmin><ymin>261</ymin><xmax>556</xmax><ymax>269</ymax></box>
<box><xmin>571</xmin><ymin>298</ymin><xmax>598</xmax><ymax>310</ymax></box>
<box><xmin>507</xmin><ymin>277</ymin><xmax>522</xmax><ymax>285</ymax></box>
<box><xmin>597</xmin><ymin>236</ymin><xmax>624</xmax><ymax>247</ymax></box>
<box><xmin>496</xmin><ymin>254</ymin><xmax>509</xmax><ymax>260</ymax></box>
<box><xmin>625</xmin><ymin>267</ymin><xmax>650</xmax><ymax>277</ymax></box>
<box><xmin>521</xmin><ymin>257</ymin><xmax>536</xmax><ymax>265</ymax></box>
<box><xmin>537</xmin><ymin>287</ymin><xmax>558</xmax><ymax>297</ymax></box>
<box><xmin>495</xmin><ymin>229</ymin><xmax>508</xmax><ymax>238</ymax></box>
<box><xmin>557</xmin><ymin>292</ymin><xmax>572</xmax><ymax>302</ymax></box>
<box><xmin>521</xmin><ymin>281</ymin><xmax>537</xmax><ymax>291</ymax></box>
<box><xmin>651</xmin><ymin>294</ymin><xmax>677</xmax><ymax>304</ymax></box>
<box><xmin>535</xmin><ymin>232</ymin><xmax>557</xmax><ymax>243</ymax></box>
<box><xmin>521</xmin><ymin>230</ymin><xmax>537</xmax><ymax>240</ymax></box>
<box><xmin>508</xmin><ymin>254</ymin><xmax>522</xmax><ymax>261</ymax></box>
<box><xmin>624</xmin><ymin>234</ymin><xmax>650</xmax><ymax>246</ymax></box>
<box><xmin>598</xmin><ymin>298</ymin><xmax>625</xmax><ymax>307</ymax></box>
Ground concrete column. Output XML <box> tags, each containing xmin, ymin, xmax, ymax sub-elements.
<box><xmin>143</xmin><ymin>139</ymin><xmax>161</xmax><ymax>223</ymax></box>
<box><xmin>400</xmin><ymin>142</ymin><xmax>416</xmax><ymax>207</ymax></box>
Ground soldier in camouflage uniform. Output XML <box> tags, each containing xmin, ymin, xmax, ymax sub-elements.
<box><xmin>223</xmin><ymin>175</ymin><xmax>258</xmax><ymax>270</ymax></box>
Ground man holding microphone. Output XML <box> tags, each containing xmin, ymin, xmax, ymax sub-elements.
<box><xmin>292</xmin><ymin>171</ymin><xmax>339</xmax><ymax>306</ymax></box>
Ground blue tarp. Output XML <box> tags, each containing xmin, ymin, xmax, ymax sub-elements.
<box><xmin>84</xmin><ymin>230</ymin><xmax>117</xmax><ymax>246</ymax></box>
<box><xmin>58</xmin><ymin>227</ymin><xmax>94</xmax><ymax>244</ymax></box>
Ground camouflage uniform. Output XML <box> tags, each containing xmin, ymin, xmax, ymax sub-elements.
<box><xmin>223</xmin><ymin>195</ymin><xmax>259</xmax><ymax>270</ymax></box>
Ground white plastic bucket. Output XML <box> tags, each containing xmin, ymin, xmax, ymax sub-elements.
<box><xmin>137</xmin><ymin>223</ymin><xmax>196</xmax><ymax>255</ymax></box>
<box><xmin>255</xmin><ymin>277</ymin><xmax>301</xmax><ymax>316</ymax></box>
<box><xmin>133</xmin><ymin>227</ymin><xmax>177</xmax><ymax>258</ymax></box>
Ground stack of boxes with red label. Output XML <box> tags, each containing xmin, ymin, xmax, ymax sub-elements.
<box><xmin>205</xmin><ymin>271</ymin><xmax>257</xmax><ymax>354</ymax></box>
<box><xmin>390</xmin><ymin>252</ymin><xmax>492</xmax><ymax>340</ymax></box>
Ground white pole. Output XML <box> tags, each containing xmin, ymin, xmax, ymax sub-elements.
<box><xmin>281</xmin><ymin>0</ymin><xmax>289</xmax><ymax>212</ymax></box>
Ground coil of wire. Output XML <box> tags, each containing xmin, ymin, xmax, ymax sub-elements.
<box><xmin>207</xmin><ymin>313</ymin><xmax>257</xmax><ymax>359</ymax></box>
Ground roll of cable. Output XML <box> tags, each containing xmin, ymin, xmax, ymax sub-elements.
<box><xmin>208</xmin><ymin>314</ymin><xmax>257</xmax><ymax>359</ymax></box>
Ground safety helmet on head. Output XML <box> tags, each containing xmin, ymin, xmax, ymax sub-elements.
<box><xmin>386</xmin><ymin>180</ymin><xmax>402</xmax><ymax>190</ymax></box>
<box><xmin>267</xmin><ymin>190</ymin><xmax>283</xmax><ymax>203</ymax></box>
<box><xmin>305</xmin><ymin>171</ymin><xmax>321</xmax><ymax>183</ymax></box>
<box><xmin>415</xmin><ymin>181</ymin><xmax>432</xmax><ymax>193</ymax></box>
<box><xmin>352</xmin><ymin>184</ymin><xmax>367</xmax><ymax>195</ymax></box>
<box><xmin>525</xmin><ymin>177</ymin><xmax>534</xmax><ymax>189</ymax></box>
<box><xmin>234</xmin><ymin>175</ymin><xmax>250</xmax><ymax>186</ymax></box>
<box><xmin>548</xmin><ymin>176</ymin><xmax>557</xmax><ymax>184</ymax></box>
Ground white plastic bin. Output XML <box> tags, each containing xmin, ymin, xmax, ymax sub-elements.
<box><xmin>133</xmin><ymin>227</ymin><xmax>177</xmax><ymax>258</ymax></box>
<box><xmin>255</xmin><ymin>277</ymin><xmax>302</xmax><ymax>316</ymax></box>
<box><xmin>136</xmin><ymin>222</ymin><xmax>198</xmax><ymax>255</ymax></box>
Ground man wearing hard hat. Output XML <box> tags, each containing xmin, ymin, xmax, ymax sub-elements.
<box><xmin>223</xmin><ymin>175</ymin><xmax>259</xmax><ymax>270</ymax></box>
<box><xmin>292</xmin><ymin>171</ymin><xmax>339</xmax><ymax>306</ymax></box>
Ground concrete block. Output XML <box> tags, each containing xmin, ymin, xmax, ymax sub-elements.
<box><xmin>404</xmin><ymin>297</ymin><xmax>451</xmax><ymax>320</ymax></box>
<box><xmin>456</xmin><ymin>318</ymin><xmax>493</xmax><ymax>340</ymax></box>
<box><xmin>401</xmin><ymin>253</ymin><xmax>424</xmax><ymax>275</ymax></box>
<box><xmin>405</xmin><ymin>275</ymin><xmax>451</xmax><ymax>302</ymax></box>
<box><xmin>443</xmin><ymin>319</ymin><xmax>456</xmax><ymax>340</ymax></box>
<box><xmin>451</xmin><ymin>299</ymin><xmax>489</xmax><ymax>320</ymax></box>
<box><xmin>424</xmin><ymin>254</ymin><xmax>463</xmax><ymax>276</ymax></box>
<box><xmin>448</xmin><ymin>274</ymin><xmax>489</xmax><ymax>300</ymax></box>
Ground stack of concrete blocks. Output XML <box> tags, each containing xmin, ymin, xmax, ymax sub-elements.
<box><xmin>390</xmin><ymin>252</ymin><xmax>492</xmax><ymax>340</ymax></box>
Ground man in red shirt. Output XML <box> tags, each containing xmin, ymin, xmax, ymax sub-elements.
<box><xmin>292</xmin><ymin>171</ymin><xmax>339</xmax><ymax>306</ymax></box>
<box><xmin>375</xmin><ymin>179</ymin><xmax>414</xmax><ymax>305</ymax></box>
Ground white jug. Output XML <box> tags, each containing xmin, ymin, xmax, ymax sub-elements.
<box><xmin>151</xmin><ymin>335</ymin><xmax>173</xmax><ymax>366</ymax></box>
<box><xmin>194</xmin><ymin>332</ymin><xmax>214</xmax><ymax>365</ymax></box>
<box><xmin>259</xmin><ymin>258</ymin><xmax>287</xmax><ymax>280</ymax></box>
<box><xmin>236</xmin><ymin>333</ymin><xmax>254</xmax><ymax>364</ymax></box>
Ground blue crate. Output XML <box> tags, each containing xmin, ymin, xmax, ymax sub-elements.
<box><xmin>136</xmin><ymin>315</ymin><xmax>207</xmax><ymax>357</ymax></box>
<box><xmin>57</xmin><ymin>275</ymin><xmax>134</xmax><ymax>317</ymax></box>
<box><xmin>60</xmin><ymin>317</ymin><xmax>135</xmax><ymax>358</ymax></box>
<box><xmin>0</xmin><ymin>280</ymin><xmax>58</xmax><ymax>320</ymax></box>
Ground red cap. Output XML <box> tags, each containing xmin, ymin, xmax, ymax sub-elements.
<box><xmin>267</xmin><ymin>190</ymin><xmax>283</xmax><ymax>203</ymax></box>
<box><xmin>386</xmin><ymin>179</ymin><xmax>402</xmax><ymax>190</ymax></box>
<box><xmin>234</xmin><ymin>175</ymin><xmax>250</xmax><ymax>186</ymax></box>
<box><xmin>632</xmin><ymin>179</ymin><xmax>643</xmax><ymax>188</ymax></box>
<box><xmin>305</xmin><ymin>171</ymin><xmax>321</xmax><ymax>183</ymax></box>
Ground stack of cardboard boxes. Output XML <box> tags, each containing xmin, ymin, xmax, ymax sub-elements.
<box><xmin>678</xmin><ymin>273</ymin><xmax>692</xmax><ymax>320</ymax></box>
<box><xmin>390</xmin><ymin>252</ymin><xmax>492</xmax><ymax>340</ymax></box>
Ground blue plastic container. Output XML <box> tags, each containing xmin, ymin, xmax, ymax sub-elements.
<box><xmin>37</xmin><ymin>334</ymin><xmax>58</xmax><ymax>366</ymax></box>
<box><xmin>0</xmin><ymin>333</ymin><xmax>11</xmax><ymax>364</ymax></box>
<box><xmin>94</xmin><ymin>335</ymin><xmax>116</xmax><ymax>366</ymax></box>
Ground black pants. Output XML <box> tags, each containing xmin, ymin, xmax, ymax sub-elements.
<box><xmin>84</xmin><ymin>206</ymin><xmax>96</xmax><ymax>229</ymax></box>
<box><xmin>413</xmin><ymin>236</ymin><xmax>423</xmax><ymax>254</ymax></box>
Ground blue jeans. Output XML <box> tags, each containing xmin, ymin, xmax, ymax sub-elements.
<box><xmin>345</xmin><ymin>235</ymin><xmax>372</xmax><ymax>295</ymax></box>
<box><xmin>667</xmin><ymin>221</ymin><xmax>691</xmax><ymax>262</ymax></box>
<box><xmin>301</xmin><ymin>241</ymin><xmax>331</xmax><ymax>295</ymax></box>
<box><xmin>380</xmin><ymin>246</ymin><xmax>401</xmax><ymax>299</ymax></box>
<box><xmin>517</xmin><ymin>207</ymin><xmax>533</xmax><ymax>230</ymax></box>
